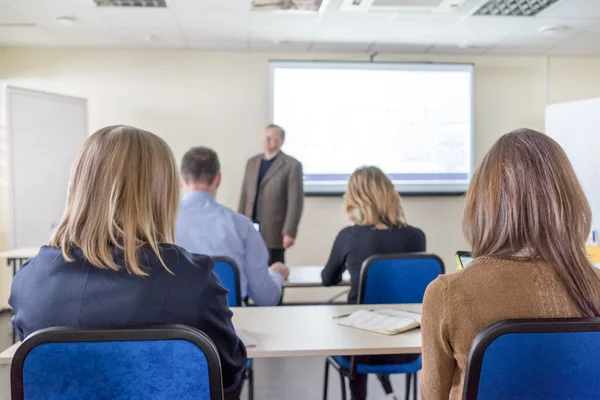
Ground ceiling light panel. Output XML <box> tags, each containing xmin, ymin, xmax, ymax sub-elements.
<box><xmin>474</xmin><ymin>0</ymin><xmax>561</xmax><ymax>16</ymax></box>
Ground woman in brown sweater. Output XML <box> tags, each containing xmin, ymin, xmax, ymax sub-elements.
<box><xmin>420</xmin><ymin>128</ymin><xmax>600</xmax><ymax>400</ymax></box>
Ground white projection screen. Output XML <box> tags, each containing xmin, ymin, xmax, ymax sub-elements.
<box><xmin>269</xmin><ymin>61</ymin><xmax>474</xmax><ymax>195</ymax></box>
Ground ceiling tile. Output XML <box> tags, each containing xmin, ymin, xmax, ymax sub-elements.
<box><xmin>0</xmin><ymin>1</ymin><xmax>29</xmax><ymax>24</ymax></box>
<box><xmin>99</xmin><ymin>7</ymin><xmax>178</xmax><ymax>29</ymax></box>
<box><xmin>176</xmin><ymin>11</ymin><xmax>250</xmax><ymax>32</ymax></box>
<box><xmin>429</xmin><ymin>44</ymin><xmax>492</xmax><ymax>55</ymax></box>
<box><xmin>487</xmin><ymin>35</ymin><xmax>565</xmax><ymax>55</ymax></box>
<box><xmin>41</xmin><ymin>26</ymin><xmax>120</xmax><ymax>46</ymax></box>
<box><xmin>371</xmin><ymin>42</ymin><xmax>432</xmax><ymax>54</ymax></box>
<box><xmin>448</xmin><ymin>16</ymin><xmax>530</xmax><ymax>37</ymax></box>
<box><xmin>168</xmin><ymin>0</ymin><xmax>251</xmax><ymax>12</ymax></box>
<box><xmin>309</xmin><ymin>41</ymin><xmax>371</xmax><ymax>53</ymax></box>
<box><xmin>249</xmin><ymin>38</ymin><xmax>311</xmax><ymax>52</ymax></box>
<box><xmin>184</xmin><ymin>32</ymin><xmax>247</xmax><ymax>51</ymax></box>
<box><xmin>7</xmin><ymin>1</ymin><xmax>107</xmax><ymax>28</ymax></box>
<box><xmin>539</xmin><ymin>0</ymin><xmax>600</xmax><ymax>18</ymax></box>
<box><xmin>117</xmin><ymin>27</ymin><xmax>185</xmax><ymax>49</ymax></box>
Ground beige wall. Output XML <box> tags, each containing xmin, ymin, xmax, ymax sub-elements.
<box><xmin>0</xmin><ymin>48</ymin><xmax>599</xmax><ymax>283</ymax></box>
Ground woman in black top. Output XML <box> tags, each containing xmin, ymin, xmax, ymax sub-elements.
<box><xmin>321</xmin><ymin>166</ymin><xmax>426</xmax><ymax>400</ymax></box>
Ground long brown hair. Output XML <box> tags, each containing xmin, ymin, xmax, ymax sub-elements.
<box><xmin>50</xmin><ymin>125</ymin><xmax>180</xmax><ymax>276</ymax></box>
<box><xmin>463</xmin><ymin>128</ymin><xmax>600</xmax><ymax>317</ymax></box>
<box><xmin>345</xmin><ymin>166</ymin><xmax>407</xmax><ymax>229</ymax></box>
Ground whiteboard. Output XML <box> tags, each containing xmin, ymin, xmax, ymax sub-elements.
<box><xmin>6</xmin><ymin>86</ymin><xmax>87</xmax><ymax>248</ymax></box>
<box><xmin>546</xmin><ymin>98</ymin><xmax>600</xmax><ymax>229</ymax></box>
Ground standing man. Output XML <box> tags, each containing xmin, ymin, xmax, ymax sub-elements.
<box><xmin>239</xmin><ymin>124</ymin><xmax>304</xmax><ymax>264</ymax></box>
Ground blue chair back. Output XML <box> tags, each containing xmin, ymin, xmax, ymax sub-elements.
<box><xmin>463</xmin><ymin>318</ymin><xmax>600</xmax><ymax>400</ymax></box>
<box><xmin>11</xmin><ymin>325</ymin><xmax>224</xmax><ymax>400</ymax></box>
<box><xmin>213</xmin><ymin>257</ymin><xmax>242</xmax><ymax>307</ymax></box>
<box><xmin>358</xmin><ymin>253</ymin><xmax>445</xmax><ymax>304</ymax></box>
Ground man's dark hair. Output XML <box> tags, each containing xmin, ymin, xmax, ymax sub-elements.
<box><xmin>180</xmin><ymin>146</ymin><xmax>220</xmax><ymax>184</ymax></box>
<box><xmin>266</xmin><ymin>124</ymin><xmax>285</xmax><ymax>140</ymax></box>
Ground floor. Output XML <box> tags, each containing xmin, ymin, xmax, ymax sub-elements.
<box><xmin>0</xmin><ymin>292</ymin><xmax>419</xmax><ymax>400</ymax></box>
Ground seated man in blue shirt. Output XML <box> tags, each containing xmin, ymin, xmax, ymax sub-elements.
<box><xmin>176</xmin><ymin>146</ymin><xmax>289</xmax><ymax>306</ymax></box>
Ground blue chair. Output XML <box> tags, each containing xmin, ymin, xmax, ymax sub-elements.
<box><xmin>323</xmin><ymin>253</ymin><xmax>445</xmax><ymax>400</ymax></box>
<box><xmin>213</xmin><ymin>256</ymin><xmax>254</xmax><ymax>400</ymax></box>
<box><xmin>213</xmin><ymin>257</ymin><xmax>242</xmax><ymax>308</ymax></box>
<box><xmin>11</xmin><ymin>325</ymin><xmax>224</xmax><ymax>400</ymax></box>
<box><xmin>463</xmin><ymin>318</ymin><xmax>600</xmax><ymax>400</ymax></box>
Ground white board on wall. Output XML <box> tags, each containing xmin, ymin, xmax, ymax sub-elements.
<box><xmin>6</xmin><ymin>86</ymin><xmax>87</xmax><ymax>248</ymax></box>
<box><xmin>546</xmin><ymin>97</ymin><xmax>600</xmax><ymax>229</ymax></box>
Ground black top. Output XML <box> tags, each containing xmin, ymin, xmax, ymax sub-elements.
<box><xmin>9</xmin><ymin>245</ymin><xmax>246</xmax><ymax>397</ymax></box>
<box><xmin>252</xmin><ymin>154</ymin><xmax>277</xmax><ymax>221</ymax></box>
<box><xmin>321</xmin><ymin>224</ymin><xmax>426</xmax><ymax>303</ymax></box>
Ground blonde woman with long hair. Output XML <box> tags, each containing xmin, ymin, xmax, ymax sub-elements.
<box><xmin>321</xmin><ymin>166</ymin><xmax>426</xmax><ymax>400</ymax></box>
<box><xmin>421</xmin><ymin>128</ymin><xmax>600</xmax><ymax>400</ymax></box>
<box><xmin>9</xmin><ymin>126</ymin><xmax>246</xmax><ymax>399</ymax></box>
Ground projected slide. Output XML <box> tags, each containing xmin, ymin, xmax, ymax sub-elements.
<box><xmin>270</xmin><ymin>61</ymin><xmax>473</xmax><ymax>194</ymax></box>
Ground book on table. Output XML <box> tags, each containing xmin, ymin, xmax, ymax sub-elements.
<box><xmin>338</xmin><ymin>309</ymin><xmax>421</xmax><ymax>335</ymax></box>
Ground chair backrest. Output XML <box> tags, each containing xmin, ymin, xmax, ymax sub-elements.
<box><xmin>213</xmin><ymin>257</ymin><xmax>242</xmax><ymax>307</ymax></box>
<box><xmin>358</xmin><ymin>253</ymin><xmax>444</xmax><ymax>304</ymax></box>
<box><xmin>11</xmin><ymin>325</ymin><xmax>224</xmax><ymax>400</ymax></box>
<box><xmin>463</xmin><ymin>318</ymin><xmax>600</xmax><ymax>400</ymax></box>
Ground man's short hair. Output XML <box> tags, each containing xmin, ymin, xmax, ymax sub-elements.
<box><xmin>266</xmin><ymin>124</ymin><xmax>285</xmax><ymax>140</ymax></box>
<box><xmin>181</xmin><ymin>146</ymin><xmax>220</xmax><ymax>184</ymax></box>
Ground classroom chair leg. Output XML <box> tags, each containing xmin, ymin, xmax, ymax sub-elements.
<box><xmin>322</xmin><ymin>359</ymin><xmax>330</xmax><ymax>400</ymax></box>
<box><xmin>405</xmin><ymin>373</ymin><xmax>412</xmax><ymax>400</ymax></box>
<box><xmin>247</xmin><ymin>366</ymin><xmax>254</xmax><ymax>400</ymax></box>
<box><xmin>338</xmin><ymin>370</ymin><xmax>347</xmax><ymax>400</ymax></box>
<box><xmin>413</xmin><ymin>373</ymin><xmax>418</xmax><ymax>400</ymax></box>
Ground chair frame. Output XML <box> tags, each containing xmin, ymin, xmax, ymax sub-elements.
<box><xmin>213</xmin><ymin>256</ymin><xmax>243</xmax><ymax>307</ymax></box>
<box><xmin>463</xmin><ymin>318</ymin><xmax>600</xmax><ymax>400</ymax></box>
<box><xmin>323</xmin><ymin>252</ymin><xmax>445</xmax><ymax>400</ymax></box>
<box><xmin>11</xmin><ymin>324</ymin><xmax>224</xmax><ymax>400</ymax></box>
<box><xmin>212</xmin><ymin>256</ymin><xmax>254</xmax><ymax>400</ymax></box>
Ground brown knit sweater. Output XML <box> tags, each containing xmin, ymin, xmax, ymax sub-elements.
<box><xmin>420</xmin><ymin>256</ymin><xmax>600</xmax><ymax>400</ymax></box>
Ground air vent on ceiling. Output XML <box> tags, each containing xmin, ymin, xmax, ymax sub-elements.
<box><xmin>93</xmin><ymin>0</ymin><xmax>166</xmax><ymax>7</ymax></box>
<box><xmin>252</xmin><ymin>0</ymin><xmax>323</xmax><ymax>11</ymax></box>
<box><xmin>340</xmin><ymin>0</ymin><xmax>467</xmax><ymax>13</ymax></box>
<box><xmin>474</xmin><ymin>0</ymin><xmax>560</xmax><ymax>16</ymax></box>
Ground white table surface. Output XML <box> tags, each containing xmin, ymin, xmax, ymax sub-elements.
<box><xmin>285</xmin><ymin>266</ymin><xmax>350</xmax><ymax>288</ymax></box>
<box><xmin>0</xmin><ymin>304</ymin><xmax>422</xmax><ymax>364</ymax></box>
<box><xmin>0</xmin><ymin>247</ymin><xmax>40</xmax><ymax>260</ymax></box>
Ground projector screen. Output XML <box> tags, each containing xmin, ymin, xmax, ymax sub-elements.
<box><xmin>270</xmin><ymin>61</ymin><xmax>474</xmax><ymax>195</ymax></box>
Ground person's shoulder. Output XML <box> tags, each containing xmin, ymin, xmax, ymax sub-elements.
<box><xmin>281</xmin><ymin>152</ymin><xmax>302</xmax><ymax>166</ymax></box>
<box><xmin>156</xmin><ymin>244</ymin><xmax>214</xmax><ymax>276</ymax></box>
<box><xmin>247</xmin><ymin>154</ymin><xmax>262</xmax><ymax>164</ymax></box>
<box><xmin>14</xmin><ymin>246</ymin><xmax>60</xmax><ymax>276</ymax></box>
<box><xmin>403</xmin><ymin>224</ymin><xmax>425</xmax><ymax>237</ymax></box>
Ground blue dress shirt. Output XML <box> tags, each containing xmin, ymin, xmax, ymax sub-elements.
<box><xmin>176</xmin><ymin>191</ymin><xmax>283</xmax><ymax>306</ymax></box>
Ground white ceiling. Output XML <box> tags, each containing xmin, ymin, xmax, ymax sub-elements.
<box><xmin>0</xmin><ymin>0</ymin><xmax>599</xmax><ymax>56</ymax></box>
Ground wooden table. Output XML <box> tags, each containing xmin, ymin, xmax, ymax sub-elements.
<box><xmin>0</xmin><ymin>304</ymin><xmax>422</xmax><ymax>364</ymax></box>
<box><xmin>285</xmin><ymin>266</ymin><xmax>350</xmax><ymax>288</ymax></box>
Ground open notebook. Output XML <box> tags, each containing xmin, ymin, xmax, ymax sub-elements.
<box><xmin>338</xmin><ymin>309</ymin><xmax>421</xmax><ymax>335</ymax></box>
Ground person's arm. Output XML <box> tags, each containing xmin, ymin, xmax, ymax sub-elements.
<box><xmin>244</xmin><ymin>221</ymin><xmax>284</xmax><ymax>306</ymax></box>
<box><xmin>321</xmin><ymin>229</ymin><xmax>349</xmax><ymax>287</ymax></box>
<box><xmin>420</xmin><ymin>277</ymin><xmax>455</xmax><ymax>400</ymax></box>
<box><xmin>238</xmin><ymin>160</ymin><xmax>250</xmax><ymax>214</ymax></box>
<box><xmin>196</xmin><ymin>259</ymin><xmax>247</xmax><ymax>398</ymax></box>
<box><xmin>282</xmin><ymin>161</ymin><xmax>304</xmax><ymax>240</ymax></box>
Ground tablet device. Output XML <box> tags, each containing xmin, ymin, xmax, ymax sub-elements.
<box><xmin>456</xmin><ymin>251</ymin><xmax>473</xmax><ymax>269</ymax></box>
